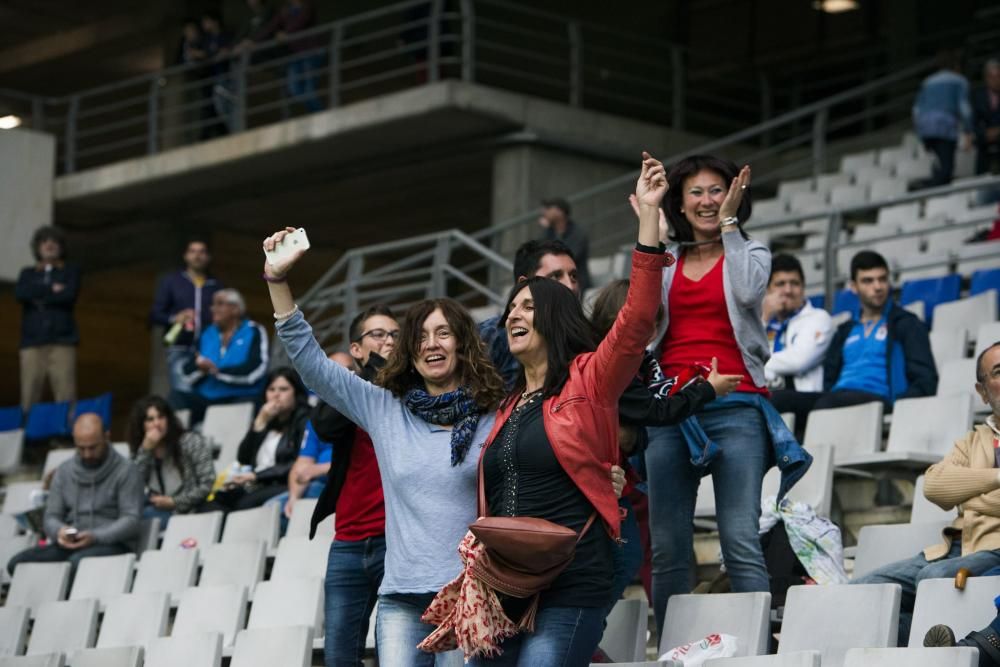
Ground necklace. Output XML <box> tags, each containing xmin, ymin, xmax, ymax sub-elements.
<box><xmin>517</xmin><ymin>388</ymin><xmax>543</xmax><ymax>409</ymax></box>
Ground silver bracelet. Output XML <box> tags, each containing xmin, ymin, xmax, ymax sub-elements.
<box><xmin>273</xmin><ymin>304</ymin><xmax>299</xmax><ymax>321</ymax></box>
<box><xmin>720</xmin><ymin>216</ymin><xmax>739</xmax><ymax>227</ymax></box>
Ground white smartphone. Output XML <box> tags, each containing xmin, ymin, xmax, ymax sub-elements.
<box><xmin>265</xmin><ymin>228</ymin><xmax>311</xmax><ymax>266</ymax></box>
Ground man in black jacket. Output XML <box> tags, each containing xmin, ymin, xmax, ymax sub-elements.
<box><xmin>774</xmin><ymin>251</ymin><xmax>937</xmax><ymax>431</ymax></box>
<box><xmin>16</xmin><ymin>227</ymin><xmax>80</xmax><ymax>414</ymax></box>
<box><xmin>309</xmin><ymin>305</ymin><xmax>398</xmax><ymax>667</ymax></box>
<box><xmin>973</xmin><ymin>58</ymin><xmax>1000</xmax><ymax>175</ymax></box>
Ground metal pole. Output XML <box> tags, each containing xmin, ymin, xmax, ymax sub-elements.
<box><xmin>823</xmin><ymin>210</ymin><xmax>842</xmax><ymax>309</ymax></box>
<box><xmin>460</xmin><ymin>0</ymin><xmax>475</xmax><ymax>82</ymax></box>
<box><xmin>671</xmin><ymin>46</ymin><xmax>685</xmax><ymax>130</ymax></box>
<box><xmin>328</xmin><ymin>23</ymin><xmax>343</xmax><ymax>107</ymax></box>
<box><xmin>147</xmin><ymin>79</ymin><xmax>159</xmax><ymax>155</ymax></box>
<box><xmin>64</xmin><ymin>96</ymin><xmax>79</xmax><ymax>173</ymax></box>
<box><xmin>568</xmin><ymin>21</ymin><xmax>582</xmax><ymax>106</ymax></box>
<box><xmin>233</xmin><ymin>51</ymin><xmax>249</xmax><ymax>133</ymax></box>
<box><xmin>758</xmin><ymin>72</ymin><xmax>771</xmax><ymax>147</ymax></box>
<box><xmin>344</xmin><ymin>256</ymin><xmax>363</xmax><ymax>343</ymax></box>
<box><xmin>430</xmin><ymin>236</ymin><xmax>451</xmax><ymax>297</ymax></box>
<box><xmin>428</xmin><ymin>0</ymin><xmax>443</xmax><ymax>83</ymax></box>
<box><xmin>31</xmin><ymin>97</ymin><xmax>44</xmax><ymax>132</ymax></box>
<box><xmin>812</xmin><ymin>108</ymin><xmax>828</xmax><ymax>179</ymax></box>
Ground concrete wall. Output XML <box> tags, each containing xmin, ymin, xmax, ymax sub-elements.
<box><xmin>0</xmin><ymin>129</ymin><xmax>54</xmax><ymax>282</ymax></box>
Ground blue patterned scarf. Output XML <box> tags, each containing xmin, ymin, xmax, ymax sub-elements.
<box><xmin>403</xmin><ymin>386</ymin><xmax>482</xmax><ymax>466</ymax></box>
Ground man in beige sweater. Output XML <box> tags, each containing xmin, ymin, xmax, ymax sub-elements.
<box><xmin>853</xmin><ymin>341</ymin><xmax>1000</xmax><ymax>645</ymax></box>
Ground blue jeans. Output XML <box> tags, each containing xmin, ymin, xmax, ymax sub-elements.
<box><xmin>645</xmin><ymin>405</ymin><xmax>771</xmax><ymax>633</ymax></box>
<box><xmin>286</xmin><ymin>55</ymin><xmax>325</xmax><ymax>113</ymax></box>
<box><xmin>266</xmin><ymin>479</ymin><xmax>326</xmax><ymax>535</ymax></box>
<box><xmin>468</xmin><ymin>606</ymin><xmax>607</xmax><ymax>666</ymax></box>
<box><xmin>607</xmin><ymin>497</ymin><xmax>643</xmax><ymax>618</ymax></box>
<box><xmin>375</xmin><ymin>593</ymin><xmax>465</xmax><ymax>666</ymax></box>
<box><xmin>853</xmin><ymin>541</ymin><xmax>1000</xmax><ymax>645</ymax></box>
<box><xmin>324</xmin><ymin>536</ymin><xmax>386</xmax><ymax>667</ymax></box>
<box><xmin>142</xmin><ymin>504</ymin><xmax>174</xmax><ymax>530</ymax></box>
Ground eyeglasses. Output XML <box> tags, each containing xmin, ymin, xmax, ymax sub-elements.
<box><xmin>355</xmin><ymin>328</ymin><xmax>400</xmax><ymax>343</ymax></box>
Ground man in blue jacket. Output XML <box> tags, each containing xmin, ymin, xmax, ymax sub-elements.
<box><xmin>150</xmin><ymin>238</ymin><xmax>222</xmax><ymax>409</ymax></box>
<box><xmin>778</xmin><ymin>251</ymin><xmax>938</xmax><ymax>431</ymax></box>
<box><xmin>179</xmin><ymin>288</ymin><xmax>268</xmax><ymax>425</ymax></box>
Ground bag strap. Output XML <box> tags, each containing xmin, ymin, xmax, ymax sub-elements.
<box><xmin>477</xmin><ymin>453</ymin><xmax>598</xmax><ymax>544</ymax></box>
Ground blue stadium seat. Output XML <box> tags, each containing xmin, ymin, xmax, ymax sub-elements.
<box><xmin>900</xmin><ymin>274</ymin><xmax>961</xmax><ymax>327</ymax></box>
<box><xmin>25</xmin><ymin>401</ymin><xmax>72</xmax><ymax>440</ymax></box>
<box><xmin>0</xmin><ymin>406</ymin><xmax>22</xmax><ymax>431</ymax></box>
<box><xmin>970</xmin><ymin>268</ymin><xmax>1000</xmax><ymax>310</ymax></box>
<box><xmin>72</xmin><ymin>393</ymin><xmax>113</xmax><ymax>430</ymax></box>
<box><xmin>808</xmin><ymin>294</ymin><xmax>825</xmax><ymax>309</ymax></box>
<box><xmin>832</xmin><ymin>289</ymin><xmax>859</xmax><ymax>316</ymax></box>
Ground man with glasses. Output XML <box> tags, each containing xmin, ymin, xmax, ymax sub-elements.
<box><xmin>308</xmin><ymin>305</ymin><xmax>399</xmax><ymax>667</ymax></box>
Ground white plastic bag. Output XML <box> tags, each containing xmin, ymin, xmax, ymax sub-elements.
<box><xmin>658</xmin><ymin>633</ymin><xmax>739</xmax><ymax>666</ymax></box>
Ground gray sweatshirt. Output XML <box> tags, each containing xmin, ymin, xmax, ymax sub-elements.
<box><xmin>44</xmin><ymin>447</ymin><xmax>144</xmax><ymax>546</ymax></box>
<box><xmin>277</xmin><ymin>310</ymin><xmax>496</xmax><ymax>596</ymax></box>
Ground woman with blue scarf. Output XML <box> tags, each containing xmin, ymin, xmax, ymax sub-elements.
<box><xmin>261</xmin><ymin>235</ymin><xmax>506</xmax><ymax>667</ymax></box>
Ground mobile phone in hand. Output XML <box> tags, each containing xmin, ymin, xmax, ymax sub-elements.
<box><xmin>264</xmin><ymin>228</ymin><xmax>310</xmax><ymax>266</ymax></box>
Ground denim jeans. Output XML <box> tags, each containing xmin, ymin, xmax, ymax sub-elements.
<box><xmin>375</xmin><ymin>593</ymin><xmax>465</xmax><ymax>666</ymax></box>
<box><xmin>142</xmin><ymin>503</ymin><xmax>174</xmax><ymax>530</ymax></box>
<box><xmin>645</xmin><ymin>404</ymin><xmax>771</xmax><ymax>633</ymax></box>
<box><xmin>853</xmin><ymin>541</ymin><xmax>1000</xmax><ymax>645</ymax></box>
<box><xmin>324</xmin><ymin>536</ymin><xmax>385</xmax><ymax>667</ymax></box>
<box><xmin>286</xmin><ymin>55</ymin><xmax>325</xmax><ymax>113</ymax></box>
<box><xmin>607</xmin><ymin>496</ymin><xmax>643</xmax><ymax>618</ymax></box>
<box><xmin>467</xmin><ymin>606</ymin><xmax>606</xmax><ymax>666</ymax></box>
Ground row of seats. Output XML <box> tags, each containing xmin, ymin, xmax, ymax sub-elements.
<box><xmin>0</xmin><ymin>623</ymin><xmax>312</xmax><ymax>667</ymax></box>
<box><xmin>601</xmin><ymin>577</ymin><xmax>997</xmax><ymax>667</ymax></box>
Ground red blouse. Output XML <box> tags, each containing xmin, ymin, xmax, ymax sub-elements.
<box><xmin>659</xmin><ymin>254</ymin><xmax>766</xmax><ymax>395</ymax></box>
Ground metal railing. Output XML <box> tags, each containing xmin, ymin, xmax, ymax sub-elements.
<box><xmin>292</xmin><ymin>57</ymin><xmax>1000</xmax><ymax>350</ymax></box>
<box><xmin>1</xmin><ymin>0</ymin><xmax>694</xmax><ymax>175</ymax></box>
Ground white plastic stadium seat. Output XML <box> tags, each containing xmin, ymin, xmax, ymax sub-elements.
<box><xmin>937</xmin><ymin>358</ymin><xmax>987</xmax><ymax>414</ymax></box>
<box><xmin>133</xmin><ymin>547</ymin><xmax>198</xmax><ymax>605</ymax></box>
<box><xmin>26</xmin><ymin>599</ymin><xmax>98</xmax><ymax>656</ymax></box>
<box><xmin>910</xmin><ymin>475</ymin><xmax>957</xmax><ymax>524</ymax></box>
<box><xmin>803</xmin><ymin>401</ymin><xmax>884</xmax><ymax>465</ymax></box>
<box><xmin>660</xmin><ymin>592</ymin><xmax>771</xmax><ymax>657</ymax></box>
<box><xmin>705</xmin><ymin>654</ymin><xmax>821</xmax><ymax>666</ymax></box>
<box><xmin>222</xmin><ymin>503</ymin><xmax>280</xmax><ymax>552</ymax></box>
<box><xmin>844</xmin><ymin>647</ymin><xmax>976</xmax><ymax>666</ymax></box>
<box><xmin>145</xmin><ymin>632</ymin><xmax>223</xmax><ymax>667</ymax></box>
<box><xmin>0</xmin><ymin>655</ymin><xmax>66</xmax><ymax>667</ymax></box>
<box><xmin>0</xmin><ymin>606</ymin><xmax>29</xmax><ymax>657</ymax></box>
<box><xmin>70</xmin><ymin>647</ymin><xmax>143</xmax><ymax>667</ymax></box>
<box><xmin>199</xmin><ymin>541</ymin><xmax>266</xmax><ymax>595</ymax></box>
<box><xmin>762</xmin><ymin>444</ymin><xmax>834</xmax><ymax>517</ymax></box>
<box><xmin>247</xmin><ymin>577</ymin><xmax>324</xmax><ymax>638</ymax></box>
<box><xmin>599</xmin><ymin>598</ymin><xmax>648</xmax><ymax>662</ymax></box>
<box><xmin>909</xmin><ymin>575</ymin><xmax>1000</xmax><ymax>646</ymax></box>
<box><xmin>69</xmin><ymin>553</ymin><xmax>136</xmax><ymax>608</ymax></box>
<box><xmin>6</xmin><ymin>562</ymin><xmax>71</xmax><ymax>617</ymax></box>
<box><xmin>852</xmin><ymin>520</ymin><xmax>951</xmax><ymax>579</ymax></box>
<box><xmin>929</xmin><ymin>328</ymin><xmax>968</xmax><ymax>368</ymax></box>
<box><xmin>173</xmin><ymin>584</ymin><xmax>248</xmax><ymax>648</ymax></box>
<box><xmin>95</xmin><ymin>591</ymin><xmax>170</xmax><ymax>649</ymax></box>
<box><xmin>160</xmin><ymin>510</ymin><xmax>223</xmax><ymax>552</ymax></box>
<box><xmin>201</xmin><ymin>402</ymin><xmax>255</xmax><ymax>472</ymax></box>
<box><xmin>229</xmin><ymin>625</ymin><xmax>313</xmax><ymax>667</ymax></box>
<box><xmin>778</xmin><ymin>584</ymin><xmax>901</xmax><ymax>667</ymax></box>
<box><xmin>270</xmin><ymin>537</ymin><xmax>329</xmax><ymax>582</ymax></box>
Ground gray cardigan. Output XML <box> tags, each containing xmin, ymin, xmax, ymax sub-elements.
<box><xmin>650</xmin><ymin>232</ymin><xmax>772</xmax><ymax>388</ymax></box>
<box><xmin>133</xmin><ymin>431</ymin><xmax>216</xmax><ymax>513</ymax></box>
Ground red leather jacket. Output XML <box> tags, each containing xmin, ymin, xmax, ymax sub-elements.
<box><xmin>479</xmin><ymin>248</ymin><xmax>665</xmax><ymax>540</ymax></box>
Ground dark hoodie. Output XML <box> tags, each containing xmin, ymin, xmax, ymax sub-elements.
<box><xmin>44</xmin><ymin>448</ymin><xmax>144</xmax><ymax>547</ymax></box>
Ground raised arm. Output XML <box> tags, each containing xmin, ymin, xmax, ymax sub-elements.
<box><xmin>263</xmin><ymin>229</ymin><xmax>395</xmax><ymax>434</ymax></box>
<box><xmin>585</xmin><ymin>153</ymin><xmax>664</xmax><ymax>403</ymax></box>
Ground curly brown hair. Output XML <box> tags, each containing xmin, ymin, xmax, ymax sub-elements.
<box><xmin>376</xmin><ymin>298</ymin><xmax>506</xmax><ymax>412</ymax></box>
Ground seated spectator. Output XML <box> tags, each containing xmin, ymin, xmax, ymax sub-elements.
<box><xmin>127</xmin><ymin>395</ymin><xmax>215</xmax><ymax>526</ymax></box>
<box><xmin>538</xmin><ymin>197</ymin><xmax>591</xmax><ymax>291</ymax></box>
<box><xmin>206</xmin><ymin>367</ymin><xmax>311</xmax><ymax>511</ymax></box>
<box><xmin>772</xmin><ymin>250</ymin><xmax>937</xmax><ymax>430</ymax></box>
<box><xmin>763</xmin><ymin>254</ymin><xmax>834</xmax><ymax>436</ymax></box>
<box><xmin>7</xmin><ymin>413</ymin><xmax>143</xmax><ymax>575</ymax></box>
<box><xmin>479</xmin><ymin>239</ymin><xmax>580</xmax><ymax>389</ymax></box>
<box><xmin>265</xmin><ymin>353</ymin><xmax>349</xmax><ymax>531</ymax></box>
<box><xmin>179</xmin><ymin>288</ymin><xmax>268</xmax><ymax>425</ymax></box>
<box><xmin>16</xmin><ymin>225</ymin><xmax>80</xmax><ymax>413</ymax></box>
<box><xmin>853</xmin><ymin>341</ymin><xmax>1000</xmax><ymax>645</ymax></box>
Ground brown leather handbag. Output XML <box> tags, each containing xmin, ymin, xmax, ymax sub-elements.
<box><xmin>468</xmin><ymin>460</ymin><xmax>595</xmax><ymax>601</ymax></box>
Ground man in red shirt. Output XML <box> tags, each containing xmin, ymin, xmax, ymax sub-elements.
<box><xmin>309</xmin><ymin>305</ymin><xmax>398</xmax><ymax>666</ymax></box>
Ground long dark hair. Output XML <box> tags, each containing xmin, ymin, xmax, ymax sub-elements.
<box><xmin>500</xmin><ymin>277</ymin><xmax>597</xmax><ymax>404</ymax></box>
<box><xmin>377</xmin><ymin>298</ymin><xmax>506</xmax><ymax>412</ymax></box>
<box><xmin>127</xmin><ymin>396</ymin><xmax>186</xmax><ymax>471</ymax></box>
<box><xmin>590</xmin><ymin>279</ymin><xmax>663</xmax><ymax>342</ymax></box>
<box><xmin>261</xmin><ymin>367</ymin><xmax>310</xmax><ymax>429</ymax></box>
<box><xmin>664</xmin><ymin>154</ymin><xmax>752</xmax><ymax>243</ymax></box>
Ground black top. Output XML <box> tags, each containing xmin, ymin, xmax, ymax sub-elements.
<box><xmin>482</xmin><ymin>397</ymin><xmax>613</xmax><ymax>610</ymax></box>
<box><xmin>15</xmin><ymin>263</ymin><xmax>81</xmax><ymax>348</ymax></box>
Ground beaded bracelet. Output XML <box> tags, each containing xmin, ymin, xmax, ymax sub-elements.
<box><xmin>273</xmin><ymin>304</ymin><xmax>299</xmax><ymax>321</ymax></box>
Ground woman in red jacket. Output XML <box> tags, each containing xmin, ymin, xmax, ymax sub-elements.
<box><xmin>465</xmin><ymin>153</ymin><xmax>667</xmax><ymax>665</ymax></box>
